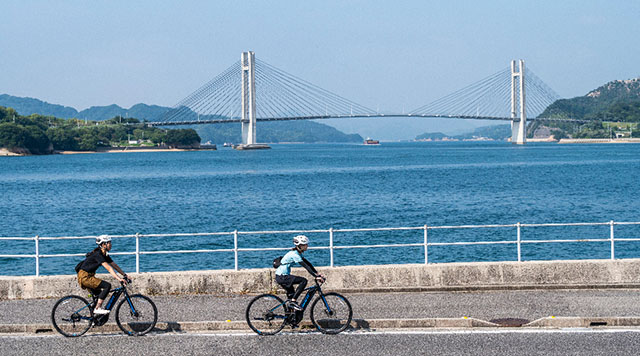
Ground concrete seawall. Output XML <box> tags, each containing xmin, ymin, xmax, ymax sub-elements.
<box><xmin>2</xmin><ymin>259</ymin><xmax>640</xmax><ymax>300</ymax></box>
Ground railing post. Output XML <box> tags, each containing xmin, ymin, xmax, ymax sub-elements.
<box><xmin>329</xmin><ymin>228</ymin><xmax>334</xmax><ymax>267</ymax></box>
<box><xmin>516</xmin><ymin>222</ymin><xmax>521</xmax><ymax>262</ymax></box>
<box><xmin>424</xmin><ymin>225</ymin><xmax>428</xmax><ymax>264</ymax></box>
<box><xmin>35</xmin><ymin>235</ymin><xmax>40</xmax><ymax>277</ymax></box>
<box><xmin>135</xmin><ymin>233</ymin><xmax>140</xmax><ymax>273</ymax></box>
<box><xmin>610</xmin><ymin>220</ymin><xmax>615</xmax><ymax>260</ymax></box>
<box><xmin>233</xmin><ymin>230</ymin><xmax>239</xmax><ymax>271</ymax></box>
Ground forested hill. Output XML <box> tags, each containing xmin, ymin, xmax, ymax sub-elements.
<box><xmin>0</xmin><ymin>94</ymin><xmax>362</xmax><ymax>143</ymax></box>
<box><xmin>539</xmin><ymin>78</ymin><xmax>640</xmax><ymax>121</ymax></box>
<box><xmin>0</xmin><ymin>94</ymin><xmax>168</xmax><ymax>121</ymax></box>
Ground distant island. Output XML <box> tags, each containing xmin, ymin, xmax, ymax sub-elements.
<box><xmin>0</xmin><ymin>94</ymin><xmax>363</xmax><ymax>146</ymax></box>
<box><xmin>415</xmin><ymin>125</ymin><xmax>511</xmax><ymax>141</ymax></box>
<box><xmin>415</xmin><ymin>77</ymin><xmax>640</xmax><ymax>142</ymax></box>
<box><xmin>530</xmin><ymin>77</ymin><xmax>640</xmax><ymax>140</ymax></box>
<box><xmin>0</xmin><ymin>106</ymin><xmax>201</xmax><ymax>155</ymax></box>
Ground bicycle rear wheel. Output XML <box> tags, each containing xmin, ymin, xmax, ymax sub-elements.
<box><xmin>245</xmin><ymin>294</ymin><xmax>287</xmax><ymax>335</ymax></box>
<box><xmin>310</xmin><ymin>292</ymin><xmax>352</xmax><ymax>334</ymax></box>
<box><xmin>115</xmin><ymin>294</ymin><xmax>158</xmax><ymax>336</ymax></box>
<box><xmin>51</xmin><ymin>295</ymin><xmax>93</xmax><ymax>337</ymax></box>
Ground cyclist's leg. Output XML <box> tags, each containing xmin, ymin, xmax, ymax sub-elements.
<box><xmin>78</xmin><ymin>270</ymin><xmax>106</xmax><ymax>307</ymax></box>
<box><xmin>275</xmin><ymin>274</ymin><xmax>296</xmax><ymax>299</ymax></box>
<box><xmin>290</xmin><ymin>275</ymin><xmax>307</xmax><ymax>301</ymax></box>
<box><xmin>93</xmin><ymin>280</ymin><xmax>111</xmax><ymax>309</ymax></box>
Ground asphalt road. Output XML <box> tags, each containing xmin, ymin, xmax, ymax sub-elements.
<box><xmin>2</xmin><ymin>289</ymin><xmax>640</xmax><ymax>325</ymax></box>
<box><xmin>2</xmin><ymin>329</ymin><xmax>640</xmax><ymax>356</ymax></box>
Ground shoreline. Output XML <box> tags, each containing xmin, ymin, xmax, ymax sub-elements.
<box><xmin>58</xmin><ymin>148</ymin><xmax>198</xmax><ymax>154</ymax></box>
<box><xmin>558</xmin><ymin>138</ymin><xmax>640</xmax><ymax>144</ymax></box>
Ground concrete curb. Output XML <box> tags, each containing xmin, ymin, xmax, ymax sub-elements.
<box><xmin>3</xmin><ymin>317</ymin><xmax>640</xmax><ymax>335</ymax></box>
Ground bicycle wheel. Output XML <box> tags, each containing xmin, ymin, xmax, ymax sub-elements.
<box><xmin>51</xmin><ymin>295</ymin><xmax>93</xmax><ymax>337</ymax></box>
<box><xmin>115</xmin><ymin>294</ymin><xmax>158</xmax><ymax>336</ymax></box>
<box><xmin>310</xmin><ymin>292</ymin><xmax>353</xmax><ymax>334</ymax></box>
<box><xmin>245</xmin><ymin>294</ymin><xmax>288</xmax><ymax>335</ymax></box>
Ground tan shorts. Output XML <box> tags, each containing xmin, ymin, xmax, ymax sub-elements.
<box><xmin>77</xmin><ymin>270</ymin><xmax>102</xmax><ymax>290</ymax></box>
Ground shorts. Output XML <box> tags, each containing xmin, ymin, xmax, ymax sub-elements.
<box><xmin>275</xmin><ymin>274</ymin><xmax>306</xmax><ymax>289</ymax></box>
<box><xmin>77</xmin><ymin>270</ymin><xmax>102</xmax><ymax>290</ymax></box>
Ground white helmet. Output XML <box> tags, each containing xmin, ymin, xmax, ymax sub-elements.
<box><xmin>293</xmin><ymin>235</ymin><xmax>309</xmax><ymax>246</ymax></box>
<box><xmin>96</xmin><ymin>235</ymin><xmax>112</xmax><ymax>245</ymax></box>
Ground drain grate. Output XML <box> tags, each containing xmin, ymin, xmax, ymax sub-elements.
<box><xmin>489</xmin><ymin>318</ymin><xmax>530</xmax><ymax>327</ymax></box>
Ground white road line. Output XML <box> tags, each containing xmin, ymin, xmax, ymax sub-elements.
<box><xmin>166</xmin><ymin>328</ymin><xmax>640</xmax><ymax>337</ymax></box>
<box><xmin>4</xmin><ymin>328</ymin><xmax>640</xmax><ymax>339</ymax></box>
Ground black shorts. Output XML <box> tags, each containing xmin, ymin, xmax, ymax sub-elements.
<box><xmin>275</xmin><ymin>274</ymin><xmax>305</xmax><ymax>289</ymax></box>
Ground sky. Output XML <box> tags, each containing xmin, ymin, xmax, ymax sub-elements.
<box><xmin>1</xmin><ymin>1</ymin><xmax>639</xmax><ymax>140</ymax></box>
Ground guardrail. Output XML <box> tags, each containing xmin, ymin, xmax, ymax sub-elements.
<box><xmin>1</xmin><ymin>220</ymin><xmax>640</xmax><ymax>276</ymax></box>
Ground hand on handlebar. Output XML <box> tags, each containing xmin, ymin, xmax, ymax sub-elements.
<box><xmin>315</xmin><ymin>275</ymin><xmax>326</xmax><ymax>284</ymax></box>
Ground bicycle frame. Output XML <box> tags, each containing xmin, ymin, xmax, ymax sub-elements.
<box><xmin>269</xmin><ymin>280</ymin><xmax>325</xmax><ymax>321</ymax></box>
<box><xmin>86</xmin><ymin>283</ymin><xmax>137</xmax><ymax>323</ymax></box>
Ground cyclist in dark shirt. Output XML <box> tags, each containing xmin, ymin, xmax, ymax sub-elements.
<box><xmin>76</xmin><ymin>235</ymin><xmax>128</xmax><ymax>314</ymax></box>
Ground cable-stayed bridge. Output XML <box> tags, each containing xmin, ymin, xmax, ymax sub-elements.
<box><xmin>150</xmin><ymin>51</ymin><xmax>575</xmax><ymax>145</ymax></box>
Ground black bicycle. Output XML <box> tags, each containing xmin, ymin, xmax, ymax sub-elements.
<box><xmin>246</xmin><ymin>278</ymin><xmax>352</xmax><ymax>335</ymax></box>
<box><xmin>51</xmin><ymin>280</ymin><xmax>158</xmax><ymax>337</ymax></box>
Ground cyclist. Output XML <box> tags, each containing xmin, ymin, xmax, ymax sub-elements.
<box><xmin>76</xmin><ymin>235</ymin><xmax>129</xmax><ymax>314</ymax></box>
<box><xmin>275</xmin><ymin>235</ymin><xmax>325</xmax><ymax>312</ymax></box>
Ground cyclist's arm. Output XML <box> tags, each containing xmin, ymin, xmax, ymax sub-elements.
<box><xmin>109</xmin><ymin>262</ymin><xmax>127</xmax><ymax>277</ymax></box>
<box><xmin>299</xmin><ymin>258</ymin><xmax>319</xmax><ymax>278</ymax></box>
<box><xmin>101</xmin><ymin>262</ymin><xmax>126</xmax><ymax>282</ymax></box>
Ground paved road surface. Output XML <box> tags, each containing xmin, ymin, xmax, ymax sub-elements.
<box><xmin>2</xmin><ymin>289</ymin><xmax>640</xmax><ymax>326</ymax></box>
<box><xmin>2</xmin><ymin>329</ymin><xmax>640</xmax><ymax>356</ymax></box>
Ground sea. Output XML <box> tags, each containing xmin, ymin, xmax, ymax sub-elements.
<box><xmin>1</xmin><ymin>141</ymin><xmax>639</xmax><ymax>276</ymax></box>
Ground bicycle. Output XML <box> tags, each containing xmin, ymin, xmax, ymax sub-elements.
<box><xmin>51</xmin><ymin>279</ymin><xmax>158</xmax><ymax>337</ymax></box>
<box><xmin>245</xmin><ymin>278</ymin><xmax>352</xmax><ymax>335</ymax></box>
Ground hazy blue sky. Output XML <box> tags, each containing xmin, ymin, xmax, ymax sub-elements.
<box><xmin>1</xmin><ymin>1</ymin><xmax>639</xmax><ymax>139</ymax></box>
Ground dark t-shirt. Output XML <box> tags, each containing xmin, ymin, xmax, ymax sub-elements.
<box><xmin>80</xmin><ymin>249</ymin><xmax>113</xmax><ymax>274</ymax></box>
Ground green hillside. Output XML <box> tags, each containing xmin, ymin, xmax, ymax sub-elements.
<box><xmin>532</xmin><ymin>77</ymin><xmax>640</xmax><ymax>139</ymax></box>
<box><xmin>0</xmin><ymin>106</ymin><xmax>199</xmax><ymax>154</ymax></box>
<box><xmin>0</xmin><ymin>94</ymin><xmax>362</xmax><ymax>144</ymax></box>
<box><xmin>539</xmin><ymin>78</ymin><xmax>640</xmax><ymax>121</ymax></box>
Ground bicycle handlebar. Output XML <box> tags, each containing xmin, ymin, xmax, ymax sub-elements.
<box><xmin>120</xmin><ymin>277</ymin><xmax>132</xmax><ymax>285</ymax></box>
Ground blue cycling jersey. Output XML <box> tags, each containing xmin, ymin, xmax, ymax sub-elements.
<box><xmin>275</xmin><ymin>250</ymin><xmax>303</xmax><ymax>275</ymax></box>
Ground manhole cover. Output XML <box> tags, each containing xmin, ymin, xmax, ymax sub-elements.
<box><xmin>489</xmin><ymin>318</ymin><xmax>530</xmax><ymax>327</ymax></box>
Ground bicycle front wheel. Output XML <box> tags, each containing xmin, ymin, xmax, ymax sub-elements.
<box><xmin>51</xmin><ymin>295</ymin><xmax>93</xmax><ymax>337</ymax></box>
<box><xmin>245</xmin><ymin>294</ymin><xmax>287</xmax><ymax>335</ymax></box>
<box><xmin>115</xmin><ymin>294</ymin><xmax>158</xmax><ymax>336</ymax></box>
<box><xmin>310</xmin><ymin>292</ymin><xmax>353</xmax><ymax>334</ymax></box>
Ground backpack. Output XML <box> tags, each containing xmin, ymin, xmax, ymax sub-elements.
<box><xmin>272</xmin><ymin>256</ymin><xmax>283</xmax><ymax>268</ymax></box>
<box><xmin>74</xmin><ymin>260</ymin><xmax>84</xmax><ymax>273</ymax></box>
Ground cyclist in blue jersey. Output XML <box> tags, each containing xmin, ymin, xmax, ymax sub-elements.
<box><xmin>275</xmin><ymin>235</ymin><xmax>325</xmax><ymax>311</ymax></box>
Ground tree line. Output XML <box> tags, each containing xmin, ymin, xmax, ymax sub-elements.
<box><xmin>0</xmin><ymin>106</ymin><xmax>200</xmax><ymax>154</ymax></box>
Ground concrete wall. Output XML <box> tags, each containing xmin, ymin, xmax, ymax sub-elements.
<box><xmin>2</xmin><ymin>259</ymin><xmax>640</xmax><ymax>300</ymax></box>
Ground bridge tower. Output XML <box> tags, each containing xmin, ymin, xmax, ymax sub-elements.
<box><xmin>241</xmin><ymin>51</ymin><xmax>257</xmax><ymax>145</ymax></box>
<box><xmin>511</xmin><ymin>59</ymin><xmax>526</xmax><ymax>144</ymax></box>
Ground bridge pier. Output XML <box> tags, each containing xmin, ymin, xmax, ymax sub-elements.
<box><xmin>511</xmin><ymin>59</ymin><xmax>526</xmax><ymax>144</ymax></box>
<box><xmin>241</xmin><ymin>51</ymin><xmax>257</xmax><ymax>145</ymax></box>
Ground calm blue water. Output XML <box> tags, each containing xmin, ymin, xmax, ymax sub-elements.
<box><xmin>1</xmin><ymin>142</ymin><xmax>640</xmax><ymax>275</ymax></box>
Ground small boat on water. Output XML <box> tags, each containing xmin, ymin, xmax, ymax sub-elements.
<box><xmin>223</xmin><ymin>142</ymin><xmax>232</xmax><ymax>147</ymax></box>
<box><xmin>363</xmin><ymin>138</ymin><xmax>380</xmax><ymax>145</ymax></box>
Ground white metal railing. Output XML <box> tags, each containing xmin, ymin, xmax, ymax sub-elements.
<box><xmin>1</xmin><ymin>220</ymin><xmax>640</xmax><ymax>276</ymax></box>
